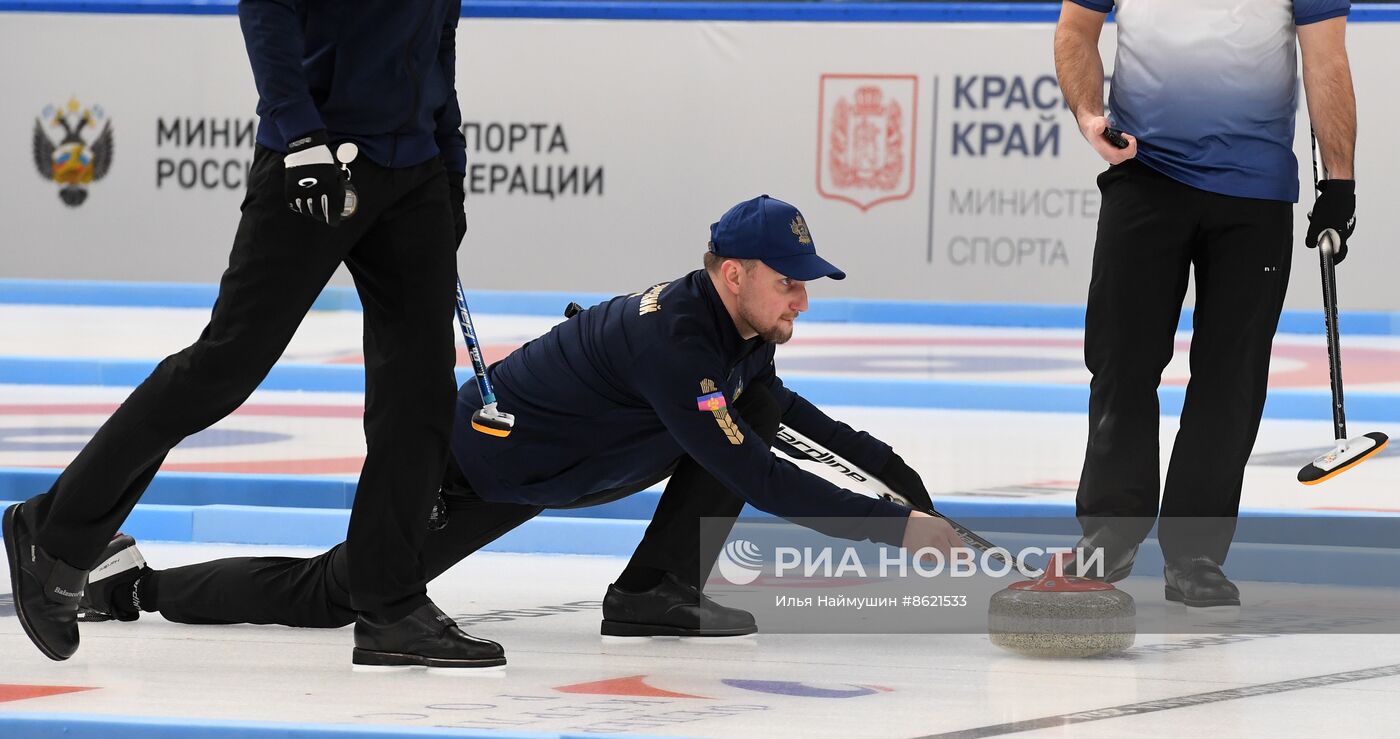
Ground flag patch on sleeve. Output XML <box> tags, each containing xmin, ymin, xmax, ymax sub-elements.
<box><xmin>696</xmin><ymin>391</ymin><xmax>727</xmax><ymax>412</ymax></box>
<box><xmin>698</xmin><ymin>379</ymin><xmax>744</xmax><ymax>445</ymax></box>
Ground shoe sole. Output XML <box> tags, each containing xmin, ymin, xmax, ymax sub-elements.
<box><xmin>87</xmin><ymin>535</ymin><xmax>144</xmax><ymax>587</ymax></box>
<box><xmin>1060</xmin><ymin>559</ymin><xmax>1132</xmax><ymax>582</ymax></box>
<box><xmin>78</xmin><ymin>534</ymin><xmax>144</xmax><ymax>623</ymax></box>
<box><xmin>4</xmin><ymin>504</ymin><xmax>69</xmax><ymax>661</ymax></box>
<box><xmin>1165</xmin><ymin>583</ymin><xmax>1241</xmax><ymax>608</ymax></box>
<box><xmin>351</xmin><ymin>647</ymin><xmax>506</xmax><ymax>669</ymax></box>
<box><xmin>351</xmin><ymin>664</ymin><xmax>507</xmax><ymax>675</ymax></box>
<box><xmin>75</xmin><ymin>609</ymin><xmax>115</xmax><ymax>623</ymax></box>
<box><xmin>600</xmin><ymin>619</ymin><xmax>757</xmax><ymax>637</ymax></box>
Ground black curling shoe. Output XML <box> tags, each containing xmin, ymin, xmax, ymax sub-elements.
<box><xmin>353</xmin><ymin>601</ymin><xmax>506</xmax><ymax>669</ymax></box>
<box><xmin>601</xmin><ymin>573</ymin><xmax>757</xmax><ymax>637</ymax></box>
<box><xmin>1164</xmin><ymin>555</ymin><xmax>1241</xmax><ymax>608</ymax></box>
<box><xmin>1070</xmin><ymin>529</ymin><xmax>1138</xmax><ymax>583</ymax></box>
<box><xmin>4</xmin><ymin>502</ymin><xmax>86</xmax><ymax>661</ymax></box>
<box><xmin>78</xmin><ymin>533</ymin><xmax>150</xmax><ymax>623</ymax></box>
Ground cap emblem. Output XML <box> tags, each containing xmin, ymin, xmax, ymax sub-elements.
<box><xmin>790</xmin><ymin>215</ymin><xmax>812</xmax><ymax>245</ymax></box>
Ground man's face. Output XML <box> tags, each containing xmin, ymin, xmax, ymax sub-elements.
<box><xmin>735</xmin><ymin>261</ymin><xmax>809</xmax><ymax>344</ymax></box>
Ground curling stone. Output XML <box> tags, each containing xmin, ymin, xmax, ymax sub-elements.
<box><xmin>988</xmin><ymin>555</ymin><xmax>1135</xmax><ymax>658</ymax></box>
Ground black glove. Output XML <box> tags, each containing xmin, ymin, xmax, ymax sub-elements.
<box><xmin>878</xmin><ymin>451</ymin><xmax>934</xmax><ymax>513</ymax></box>
<box><xmin>283</xmin><ymin>130</ymin><xmax>346</xmax><ymax>227</ymax></box>
<box><xmin>1306</xmin><ymin>179</ymin><xmax>1355</xmax><ymax>265</ymax></box>
<box><xmin>448</xmin><ymin>170</ymin><xmax>467</xmax><ymax>248</ymax></box>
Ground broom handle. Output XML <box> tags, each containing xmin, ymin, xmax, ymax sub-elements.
<box><xmin>1311</xmin><ymin>127</ymin><xmax>1347</xmax><ymax>444</ymax></box>
<box><xmin>1319</xmin><ymin>228</ymin><xmax>1347</xmax><ymax>443</ymax></box>
<box><xmin>774</xmin><ymin>425</ymin><xmax>1042</xmax><ymax>577</ymax></box>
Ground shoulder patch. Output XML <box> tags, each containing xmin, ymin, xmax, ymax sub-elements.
<box><xmin>637</xmin><ymin>282</ymin><xmax>669</xmax><ymax>316</ymax></box>
<box><xmin>699</xmin><ymin>379</ymin><xmax>743</xmax><ymax>445</ymax></box>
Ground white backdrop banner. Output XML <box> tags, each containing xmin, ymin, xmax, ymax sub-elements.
<box><xmin>2</xmin><ymin>12</ymin><xmax>1396</xmax><ymax>309</ymax></box>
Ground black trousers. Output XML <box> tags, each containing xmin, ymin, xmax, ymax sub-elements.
<box><xmin>146</xmin><ymin>385</ymin><xmax>782</xmax><ymax>628</ymax></box>
<box><xmin>29</xmin><ymin>146</ymin><xmax>458</xmax><ymax>619</ymax></box>
<box><xmin>1077</xmin><ymin>160</ymin><xmax>1292</xmax><ymax>563</ymax></box>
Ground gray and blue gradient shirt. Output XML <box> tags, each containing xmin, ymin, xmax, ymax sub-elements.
<box><xmin>1069</xmin><ymin>0</ymin><xmax>1350</xmax><ymax>202</ymax></box>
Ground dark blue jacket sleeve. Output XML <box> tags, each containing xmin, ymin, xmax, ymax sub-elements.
<box><xmin>434</xmin><ymin>10</ymin><xmax>466</xmax><ymax>174</ymax></box>
<box><xmin>761</xmin><ymin>364</ymin><xmax>893</xmax><ymax>476</ymax></box>
<box><xmin>237</xmin><ymin>0</ymin><xmax>325</xmax><ymax>145</ymax></box>
<box><xmin>636</xmin><ymin>339</ymin><xmax>910</xmax><ymax>545</ymax></box>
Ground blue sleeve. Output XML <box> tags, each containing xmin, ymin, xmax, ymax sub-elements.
<box><xmin>1066</xmin><ymin>0</ymin><xmax>1113</xmax><ymax>13</ymax></box>
<box><xmin>1295</xmin><ymin>0</ymin><xmax>1349</xmax><ymax>26</ymax></box>
<box><xmin>237</xmin><ymin>0</ymin><xmax>325</xmax><ymax>146</ymax></box>
<box><xmin>636</xmin><ymin>340</ymin><xmax>909</xmax><ymax>546</ymax></box>
<box><xmin>762</xmin><ymin>365</ymin><xmax>893</xmax><ymax>476</ymax></box>
<box><xmin>434</xmin><ymin>9</ymin><xmax>466</xmax><ymax>174</ymax></box>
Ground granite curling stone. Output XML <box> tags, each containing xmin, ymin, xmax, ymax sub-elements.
<box><xmin>987</xmin><ymin>568</ymin><xmax>1135</xmax><ymax>658</ymax></box>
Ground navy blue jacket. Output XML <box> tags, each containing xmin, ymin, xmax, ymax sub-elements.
<box><xmin>238</xmin><ymin>0</ymin><xmax>466</xmax><ymax>173</ymax></box>
<box><xmin>452</xmin><ymin>270</ymin><xmax>912</xmax><ymax>544</ymax></box>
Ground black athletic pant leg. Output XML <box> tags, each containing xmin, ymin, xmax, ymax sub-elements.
<box><xmin>419</xmin><ymin>462</ymin><xmax>546</xmax><ymax>584</ymax></box>
<box><xmin>623</xmin><ymin>383</ymin><xmax>782</xmax><ymax>590</ymax></box>
<box><xmin>1159</xmin><ymin>194</ymin><xmax>1292</xmax><ymax>563</ymax></box>
<box><xmin>339</xmin><ymin>161</ymin><xmax>460</xmax><ymax>619</ymax></box>
<box><xmin>152</xmin><ymin>464</ymin><xmax>542</xmax><ymax>627</ymax></box>
<box><xmin>149</xmin><ymin>386</ymin><xmax>781</xmax><ymax>626</ymax></box>
<box><xmin>1076</xmin><ymin>161</ymin><xmax>1198</xmax><ymax>546</ymax></box>
<box><xmin>151</xmin><ymin>543</ymin><xmax>358</xmax><ymax>627</ymax></box>
<box><xmin>32</xmin><ymin>146</ymin><xmax>365</xmax><ymax>569</ymax></box>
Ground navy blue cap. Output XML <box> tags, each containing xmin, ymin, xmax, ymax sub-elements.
<box><xmin>708</xmin><ymin>195</ymin><xmax>846</xmax><ymax>281</ymax></box>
